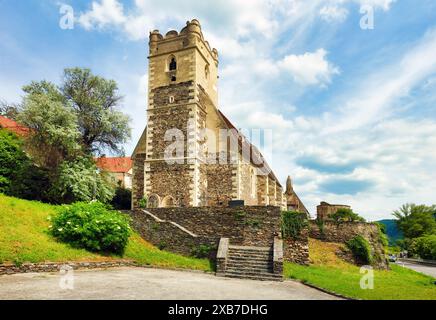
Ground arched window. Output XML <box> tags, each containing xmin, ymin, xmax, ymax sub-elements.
<box><xmin>169</xmin><ymin>57</ymin><xmax>177</xmax><ymax>71</ymax></box>
<box><xmin>162</xmin><ymin>195</ymin><xmax>176</xmax><ymax>208</ymax></box>
<box><xmin>147</xmin><ymin>194</ymin><xmax>160</xmax><ymax>208</ymax></box>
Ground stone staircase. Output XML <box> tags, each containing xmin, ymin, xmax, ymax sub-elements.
<box><xmin>218</xmin><ymin>243</ymin><xmax>283</xmax><ymax>281</ymax></box>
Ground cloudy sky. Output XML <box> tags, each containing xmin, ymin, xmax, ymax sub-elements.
<box><xmin>1</xmin><ymin>0</ymin><xmax>436</xmax><ymax>220</ymax></box>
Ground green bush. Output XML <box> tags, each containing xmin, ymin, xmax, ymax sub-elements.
<box><xmin>191</xmin><ymin>244</ymin><xmax>215</xmax><ymax>258</ymax></box>
<box><xmin>138</xmin><ymin>197</ymin><xmax>148</xmax><ymax>209</ymax></box>
<box><xmin>281</xmin><ymin>211</ymin><xmax>308</xmax><ymax>240</ymax></box>
<box><xmin>331</xmin><ymin>208</ymin><xmax>366</xmax><ymax>222</ymax></box>
<box><xmin>50</xmin><ymin>202</ymin><xmax>131</xmax><ymax>254</ymax></box>
<box><xmin>346</xmin><ymin>235</ymin><xmax>373</xmax><ymax>264</ymax></box>
<box><xmin>0</xmin><ymin>129</ymin><xmax>28</xmax><ymax>194</ymax></box>
<box><xmin>409</xmin><ymin>235</ymin><xmax>436</xmax><ymax>260</ymax></box>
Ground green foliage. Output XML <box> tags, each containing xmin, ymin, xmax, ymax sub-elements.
<box><xmin>346</xmin><ymin>235</ymin><xmax>373</xmax><ymax>264</ymax></box>
<box><xmin>50</xmin><ymin>157</ymin><xmax>115</xmax><ymax>204</ymax></box>
<box><xmin>138</xmin><ymin>197</ymin><xmax>148</xmax><ymax>209</ymax></box>
<box><xmin>191</xmin><ymin>244</ymin><xmax>215</xmax><ymax>259</ymax></box>
<box><xmin>331</xmin><ymin>208</ymin><xmax>366</xmax><ymax>222</ymax></box>
<box><xmin>408</xmin><ymin>235</ymin><xmax>436</xmax><ymax>260</ymax></box>
<box><xmin>245</xmin><ymin>218</ymin><xmax>261</xmax><ymax>228</ymax></box>
<box><xmin>0</xmin><ymin>130</ymin><xmax>28</xmax><ymax>193</ymax></box>
<box><xmin>9</xmin><ymin>162</ymin><xmax>51</xmax><ymax>202</ymax></box>
<box><xmin>281</xmin><ymin>211</ymin><xmax>308</xmax><ymax>240</ymax></box>
<box><xmin>50</xmin><ymin>202</ymin><xmax>131</xmax><ymax>254</ymax></box>
<box><xmin>61</xmin><ymin>68</ymin><xmax>131</xmax><ymax>155</ymax></box>
<box><xmin>18</xmin><ymin>86</ymin><xmax>80</xmax><ymax>169</ymax></box>
<box><xmin>234</xmin><ymin>210</ymin><xmax>246</xmax><ymax>220</ymax></box>
<box><xmin>111</xmin><ymin>187</ymin><xmax>132</xmax><ymax>210</ymax></box>
<box><xmin>375</xmin><ymin>222</ymin><xmax>389</xmax><ymax>247</ymax></box>
<box><xmin>393</xmin><ymin>204</ymin><xmax>436</xmax><ymax>239</ymax></box>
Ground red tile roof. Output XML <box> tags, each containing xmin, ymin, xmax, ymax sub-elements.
<box><xmin>95</xmin><ymin>157</ymin><xmax>133</xmax><ymax>173</ymax></box>
<box><xmin>0</xmin><ymin>115</ymin><xmax>30</xmax><ymax>136</ymax></box>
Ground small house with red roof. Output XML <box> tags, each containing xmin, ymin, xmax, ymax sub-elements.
<box><xmin>95</xmin><ymin>156</ymin><xmax>133</xmax><ymax>189</ymax></box>
<box><xmin>0</xmin><ymin>115</ymin><xmax>30</xmax><ymax>137</ymax></box>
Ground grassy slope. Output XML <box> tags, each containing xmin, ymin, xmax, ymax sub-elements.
<box><xmin>284</xmin><ymin>239</ymin><xmax>436</xmax><ymax>300</ymax></box>
<box><xmin>0</xmin><ymin>194</ymin><xmax>211</xmax><ymax>271</ymax></box>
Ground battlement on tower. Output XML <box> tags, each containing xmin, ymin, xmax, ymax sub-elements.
<box><xmin>149</xmin><ymin>19</ymin><xmax>218</xmax><ymax>63</ymax></box>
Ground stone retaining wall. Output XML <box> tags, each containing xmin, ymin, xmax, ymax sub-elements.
<box><xmin>283</xmin><ymin>227</ymin><xmax>310</xmax><ymax>265</ymax></box>
<box><xmin>0</xmin><ymin>260</ymin><xmax>136</xmax><ymax>276</ymax></box>
<box><xmin>130</xmin><ymin>206</ymin><xmax>281</xmax><ymax>257</ymax></box>
<box><xmin>309</xmin><ymin>220</ymin><xmax>388</xmax><ymax>269</ymax></box>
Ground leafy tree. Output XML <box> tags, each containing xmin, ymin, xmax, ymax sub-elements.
<box><xmin>61</xmin><ymin>68</ymin><xmax>131</xmax><ymax>155</ymax></box>
<box><xmin>17</xmin><ymin>83</ymin><xmax>80</xmax><ymax>169</ymax></box>
<box><xmin>0</xmin><ymin>129</ymin><xmax>28</xmax><ymax>193</ymax></box>
<box><xmin>408</xmin><ymin>235</ymin><xmax>436</xmax><ymax>260</ymax></box>
<box><xmin>111</xmin><ymin>186</ymin><xmax>132</xmax><ymax>210</ymax></box>
<box><xmin>393</xmin><ymin>204</ymin><xmax>436</xmax><ymax>239</ymax></box>
<box><xmin>50</xmin><ymin>156</ymin><xmax>115</xmax><ymax>204</ymax></box>
<box><xmin>331</xmin><ymin>208</ymin><xmax>366</xmax><ymax>222</ymax></box>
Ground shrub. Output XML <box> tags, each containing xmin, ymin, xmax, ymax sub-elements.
<box><xmin>191</xmin><ymin>244</ymin><xmax>215</xmax><ymax>258</ymax></box>
<box><xmin>50</xmin><ymin>202</ymin><xmax>131</xmax><ymax>254</ymax></box>
<box><xmin>0</xmin><ymin>129</ymin><xmax>28</xmax><ymax>194</ymax></box>
<box><xmin>138</xmin><ymin>197</ymin><xmax>148</xmax><ymax>209</ymax></box>
<box><xmin>111</xmin><ymin>187</ymin><xmax>132</xmax><ymax>210</ymax></box>
<box><xmin>281</xmin><ymin>211</ymin><xmax>308</xmax><ymax>240</ymax></box>
<box><xmin>346</xmin><ymin>235</ymin><xmax>373</xmax><ymax>264</ymax></box>
<box><xmin>50</xmin><ymin>157</ymin><xmax>115</xmax><ymax>204</ymax></box>
<box><xmin>331</xmin><ymin>208</ymin><xmax>366</xmax><ymax>222</ymax></box>
<box><xmin>409</xmin><ymin>235</ymin><xmax>436</xmax><ymax>260</ymax></box>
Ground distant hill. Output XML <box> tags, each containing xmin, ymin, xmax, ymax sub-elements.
<box><xmin>377</xmin><ymin>219</ymin><xmax>403</xmax><ymax>246</ymax></box>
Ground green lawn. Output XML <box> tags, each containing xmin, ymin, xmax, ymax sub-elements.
<box><xmin>284</xmin><ymin>239</ymin><xmax>436</xmax><ymax>300</ymax></box>
<box><xmin>0</xmin><ymin>194</ymin><xmax>212</xmax><ymax>271</ymax></box>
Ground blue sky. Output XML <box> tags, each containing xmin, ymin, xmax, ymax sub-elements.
<box><xmin>1</xmin><ymin>0</ymin><xmax>436</xmax><ymax>220</ymax></box>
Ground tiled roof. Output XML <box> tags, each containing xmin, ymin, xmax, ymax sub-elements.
<box><xmin>95</xmin><ymin>157</ymin><xmax>133</xmax><ymax>173</ymax></box>
<box><xmin>0</xmin><ymin>115</ymin><xmax>30</xmax><ymax>136</ymax></box>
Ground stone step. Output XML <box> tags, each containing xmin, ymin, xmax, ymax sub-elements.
<box><xmin>226</xmin><ymin>261</ymin><xmax>272</xmax><ymax>268</ymax></box>
<box><xmin>224</xmin><ymin>271</ymin><xmax>282</xmax><ymax>282</ymax></box>
<box><xmin>228</xmin><ymin>245</ymin><xmax>271</xmax><ymax>251</ymax></box>
<box><xmin>226</xmin><ymin>267</ymin><xmax>273</xmax><ymax>273</ymax></box>
<box><xmin>228</xmin><ymin>256</ymin><xmax>271</xmax><ymax>262</ymax></box>
<box><xmin>229</xmin><ymin>251</ymin><xmax>272</xmax><ymax>256</ymax></box>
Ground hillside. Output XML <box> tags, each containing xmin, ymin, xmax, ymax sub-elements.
<box><xmin>284</xmin><ymin>239</ymin><xmax>435</xmax><ymax>300</ymax></box>
<box><xmin>0</xmin><ymin>194</ymin><xmax>211</xmax><ymax>271</ymax></box>
<box><xmin>377</xmin><ymin>219</ymin><xmax>403</xmax><ymax>245</ymax></box>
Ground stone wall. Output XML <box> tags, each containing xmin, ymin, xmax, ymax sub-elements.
<box><xmin>131</xmin><ymin>153</ymin><xmax>146</xmax><ymax>209</ymax></box>
<box><xmin>283</xmin><ymin>227</ymin><xmax>310</xmax><ymax>265</ymax></box>
<box><xmin>130</xmin><ymin>206</ymin><xmax>281</xmax><ymax>257</ymax></box>
<box><xmin>0</xmin><ymin>260</ymin><xmax>136</xmax><ymax>276</ymax></box>
<box><xmin>205</xmin><ymin>160</ymin><xmax>235</xmax><ymax>206</ymax></box>
<box><xmin>309</xmin><ymin>220</ymin><xmax>388</xmax><ymax>269</ymax></box>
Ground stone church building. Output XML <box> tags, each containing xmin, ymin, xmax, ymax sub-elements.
<box><xmin>132</xmin><ymin>19</ymin><xmax>307</xmax><ymax>214</ymax></box>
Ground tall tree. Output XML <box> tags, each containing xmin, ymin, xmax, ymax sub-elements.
<box><xmin>61</xmin><ymin>68</ymin><xmax>131</xmax><ymax>155</ymax></box>
<box><xmin>393</xmin><ymin>204</ymin><xmax>436</xmax><ymax>239</ymax></box>
<box><xmin>18</xmin><ymin>81</ymin><xmax>80</xmax><ymax>169</ymax></box>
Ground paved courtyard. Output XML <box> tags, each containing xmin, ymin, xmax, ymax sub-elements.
<box><xmin>0</xmin><ymin>267</ymin><xmax>339</xmax><ymax>300</ymax></box>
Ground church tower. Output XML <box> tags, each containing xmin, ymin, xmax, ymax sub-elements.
<box><xmin>144</xmin><ymin>19</ymin><xmax>219</xmax><ymax>207</ymax></box>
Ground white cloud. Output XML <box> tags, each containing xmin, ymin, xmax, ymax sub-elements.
<box><xmin>278</xmin><ymin>49</ymin><xmax>340</xmax><ymax>86</ymax></box>
<box><xmin>78</xmin><ymin>0</ymin><xmax>126</xmax><ymax>30</ymax></box>
<box><xmin>319</xmin><ymin>5</ymin><xmax>349</xmax><ymax>23</ymax></box>
<box><xmin>324</xmin><ymin>28</ymin><xmax>436</xmax><ymax>133</ymax></box>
